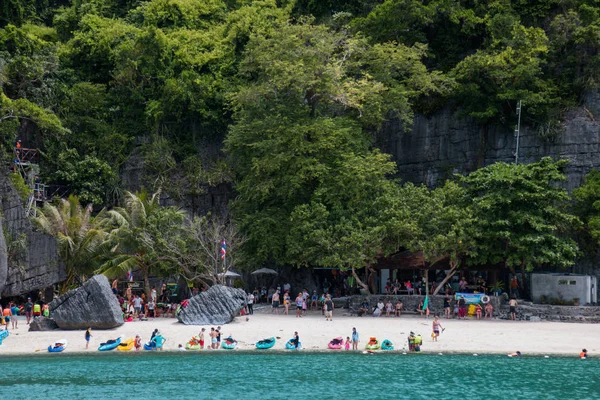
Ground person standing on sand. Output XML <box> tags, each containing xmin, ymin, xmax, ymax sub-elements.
<box><xmin>485</xmin><ymin>302</ymin><xmax>493</xmax><ymax>319</ymax></box>
<box><xmin>272</xmin><ymin>290</ymin><xmax>280</xmax><ymax>314</ymax></box>
<box><xmin>153</xmin><ymin>332</ymin><xmax>166</xmax><ymax>351</ymax></box>
<box><xmin>345</xmin><ymin>337</ymin><xmax>350</xmax><ymax>351</ymax></box>
<box><xmin>135</xmin><ymin>334</ymin><xmax>141</xmax><ymax>351</ymax></box>
<box><xmin>3</xmin><ymin>305</ymin><xmax>11</xmax><ymax>330</ymax></box>
<box><xmin>325</xmin><ymin>295</ymin><xmax>334</xmax><ymax>321</ymax></box>
<box><xmin>509</xmin><ymin>296</ymin><xmax>519</xmax><ymax>321</ymax></box>
<box><xmin>295</xmin><ymin>293</ymin><xmax>303</xmax><ymax>318</ymax></box>
<box><xmin>351</xmin><ymin>327</ymin><xmax>359</xmax><ymax>350</ymax></box>
<box><xmin>432</xmin><ymin>316</ymin><xmax>443</xmax><ymax>342</ymax></box>
<box><xmin>210</xmin><ymin>328</ymin><xmax>216</xmax><ymax>349</ymax></box>
<box><xmin>133</xmin><ymin>294</ymin><xmax>142</xmax><ymax>317</ymax></box>
<box><xmin>310</xmin><ymin>291</ymin><xmax>318</xmax><ymax>311</ymax></box>
<box><xmin>216</xmin><ymin>326</ymin><xmax>222</xmax><ymax>348</ymax></box>
<box><xmin>126</xmin><ymin>285</ymin><xmax>132</xmax><ymax>303</ymax></box>
<box><xmin>283</xmin><ymin>291</ymin><xmax>290</xmax><ymax>315</ymax></box>
<box><xmin>85</xmin><ymin>327</ymin><xmax>92</xmax><ymax>349</ymax></box>
<box><xmin>247</xmin><ymin>292</ymin><xmax>254</xmax><ymax>315</ymax></box>
<box><xmin>199</xmin><ymin>328</ymin><xmax>206</xmax><ymax>349</ymax></box>
<box><xmin>395</xmin><ymin>299</ymin><xmax>403</xmax><ymax>317</ymax></box>
<box><xmin>25</xmin><ymin>297</ymin><xmax>33</xmax><ymax>325</ymax></box>
<box><xmin>443</xmin><ymin>294</ymin><xmax>451</xmax><ymax>319</ymax></box>
<box><xmin>11</xmin><ymin>303</ymin><xmax>18</xmax><ymax>329</ymax></box>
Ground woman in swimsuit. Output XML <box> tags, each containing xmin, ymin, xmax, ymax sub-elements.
<box><xmin>432</xmin><ymin>316</ymin><xmax>443</xmax><ymax>342</ymax></box>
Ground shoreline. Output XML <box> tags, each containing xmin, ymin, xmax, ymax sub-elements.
<box><xmin>1</xmin><ymin>312</ymin><xmax>598</xmax><ymax>357</ymax></box>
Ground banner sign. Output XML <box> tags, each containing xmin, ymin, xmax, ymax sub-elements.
<box><xmin>455</xmin><ymin>293</ymin><xmax>485</xmax><ymax>304</ymax></box>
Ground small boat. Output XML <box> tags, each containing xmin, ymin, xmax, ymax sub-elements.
<box><xmin>285</xmin><ymin>339</ymin><xmax>301</xmax><ymax>350</ymax></box>
<box><xmin>328</xmin><ymin>337</ymin><xmax>343</xmax><ymax>350</ymax></box>
<box><xmin>48</xmin><ymin>339</ymin><xmax>68</xmax><ymax>353</ymax></box>
<box><xmin>365</xmin><ymin>337</ymin><xmax>380</xmax><ymax>350</ymax></box>
<box><xmin>381</xmin><ymin>339</ymin><xmax>394</xmax><ymax>351</ymax></box>
<box><xmin>117</xmin><ymin>338</ymin><xmax>134</xmax><ymax>351</ymax></box>
<box><xmin>255</xmin><ymin>337</ymin><xmax>276</xmax><ymax>349</ymax></box>
<box><xmin>222</xmin><ymin>337</ymin><xmax>237</xmax><ymax>350</ymax></box>
<box><xmin>143</xmin><ymin>341</ymin><xmax>156</xmax><ymax>351</ymax></box>
<box><xmin>0</xmin><ymin>329</ymin><xmax>8</xmax><ymax>345</ymax></box>
<box><xmin>186</xmin><ymin>337</ymin><xmax>201</xmax><ymax>351</ymax></box>
<box><xmin>98</xmin><ymin>337</ymin><xmax>122</xmax><ymax>351</ymax></box>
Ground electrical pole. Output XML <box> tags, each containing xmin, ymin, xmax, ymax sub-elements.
<box><xmin>514</xmin><ymin>100</ymin><xmax>522</xmax><ymax>164</ymax></box>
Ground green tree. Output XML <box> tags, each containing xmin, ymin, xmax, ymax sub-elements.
<box><xmin>403</xmin><ymin>181</ymin><xmax>475</xmax><ymax>295</ymax></box>
<box><xmin>98</xmin><ymin>190</ymin><xmax>185</xmax><ymax>298</ymax></box>
<box><xmin>33</xmin><ymin>195</ymin><xmax>108</xmax><ymax>293</ymax></box>
<box><xmin>573</xmin><ymin>169</ymin><xmax>600</xmax><ymax>250</ymax></box>
<box><xmin>460</xmin><ymin>157</ymin><xmax>580</xmax><ymax>292</ymax></box>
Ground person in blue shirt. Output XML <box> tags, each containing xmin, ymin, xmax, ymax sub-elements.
<box><xmin>351</xmin><ymin>327</ymin><xmax>359</xmax><ymax>350</ymax></box>
<box><xmin>152</xmin><ymin>332</ymin><xmax>166</xmax><ymax>351</ymax></box>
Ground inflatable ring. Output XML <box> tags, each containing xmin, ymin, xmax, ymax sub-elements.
<box><xmin>481</xmin><ymin>295</ymin><xmax>490</xmax><ymax>304</ymax></box>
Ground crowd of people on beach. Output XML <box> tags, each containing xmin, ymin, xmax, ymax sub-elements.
<box><xmin>1</xmin><ymin>297</ymin><xmax>50</xmax><ymax>330</ymax></box>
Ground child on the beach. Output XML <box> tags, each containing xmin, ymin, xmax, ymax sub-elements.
<box><xmin>85</xmin><ymin>327</ymin><xmax>92</xmax><ymax>349</ymax></box>
<box><xmin>134</xmin><ymin>334</ymin><xmax>141</xmax><ymax>351</ymax></box>
<box><xmin>344</xmin><ymin>337</ymin><xmax>351</xmax><ymax>351</ymax></box>
<box><xmin>302</xmin><ymin>298</ymin><xmax>307</xmax><ymax>315</ymax></box>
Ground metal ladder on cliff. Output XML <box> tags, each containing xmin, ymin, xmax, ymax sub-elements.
<box><xmin>25</xmin><ymin>194</ymin><xmax>36</xmax><ymax>217</ymax></box>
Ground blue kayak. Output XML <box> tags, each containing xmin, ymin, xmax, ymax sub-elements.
<box><xmin>0</xmin><ymin>329</ymin><xmax>8</xmax><ymax>345</ymax></box>
<box><xmin>48</xmin><ymin>339</ymin><xmax>68</xmax><ymax>353</ymax></box>
<box><xmin>255</xmin><ymin>337</ymin><xmax>276</xmax><ymax>349</ymax></box>
<box><xmin>285</xmin><ymin>339</ymin><xmax>301</xmax><ymax>350</ymax></box>
<box><xmin>222</xmin><ymin>337</ymin><xmax>237</xmax><ymax>350</ymax></box>
<box><xmin>381</xmin><ymin>339</ymin><xmax>394</xmax><ymax>351</ymax></box>
<box><xmin>98</xmin><ymin>337</ymin><xmax>121</xmax><ymax>351</ymax></box>
<box><xmin>144</xmin><ymin>341</ymin><xmax>156</xmax><ymax>351</ymax></box>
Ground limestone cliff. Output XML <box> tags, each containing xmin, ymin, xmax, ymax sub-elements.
<box><xmin>0</xmin><ymin>174</ymin><xmax>64</xmax><ymax>297</ymax></box>
<box><xmin>378</xmin><ymin>91</ymin><xmax>600</xmax><ymax>192</ymax></box>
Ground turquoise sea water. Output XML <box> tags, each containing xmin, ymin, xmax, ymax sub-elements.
<box><xmin>1</xmin><ymin>352</ymin><xmax>599</xmax><ymax>399</ymax></box>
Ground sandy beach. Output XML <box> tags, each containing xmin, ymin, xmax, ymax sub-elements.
<box><xmin>2</xmin><ymin>306</ymin><xmax>599</xmax><ymax>356</ymax></box>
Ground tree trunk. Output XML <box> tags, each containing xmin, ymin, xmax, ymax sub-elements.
<box><xmin>143</xmin><ymin>265</ymin><xmax>151</xmax><ymax>301</ymax></box>
<box><xmin>367</xmin><ymin>266</ymin><xmax>377</xmax><ymax>294</ymax></box>
<box><xmin>352</xmin><ymin>266</ymin><xmax>370</xmax><ymax>294</ymax></box>
<box><xmin>433</xmin><ymin>262</ymin><xmax>459</xmax><ymax>295</ymax></box>
<box><xmin>520</xmin><ymin>260</ymin><xmax>527</xmax><ymax>297</ymax></box>
<box><xmin>425</xmin><ymin>269</ymin><xmax>429</xmax><ymax>297</ymax></box>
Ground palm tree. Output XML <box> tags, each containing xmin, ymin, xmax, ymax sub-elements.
<box><xmin>33</xmin><ymin>195</ymin><xmax>108</xmax><ymax>293</ymax></box>
<box><xmin>98</xmin><ymin>190</ymin><xmax>185</xmax><ymax>299</ymax></box>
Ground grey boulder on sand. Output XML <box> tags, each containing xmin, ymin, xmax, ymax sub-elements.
<box><xmin>49</xmin><ymin>274</ymin><xmax>124</xmax><ymax>330</ymax></box>
<box><xmin>28</xmin><ymin>316</ymin><xmax>59</xmax><ymax>331</ymax></box>
<box><xmin>177</xmin><ymin>285</ymin><xmax>247</xmax><ymax>325</ymax></box>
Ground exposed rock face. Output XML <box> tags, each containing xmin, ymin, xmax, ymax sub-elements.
<box><xmin>378</xmin><ymin>93</ymin><xmax>600</xmax><ymax>192</ymax></box>
<box><xmin>177</xmin><ymin>285</ymin><xmax>247</xmax><ymax>325</ymax></box>
<box><xmin>0</xmin><ymin>174</ymin><xmax>64</xmax><ymax>297</ymax></box>
<box><xmin>28</xmin><ymin>316</ymin><xmax>59</xmax><ymax>331</ymax></box>
<box><xmin>49</xmin><ymin>275</ymin><xmax>123</xmax><ymax>330</ymax></box>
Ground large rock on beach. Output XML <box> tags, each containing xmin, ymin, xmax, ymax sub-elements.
<box><xmin>177</xmin><ymin>285</ymin><xmax>246</xmax><ymax>325</ymax></box>
<box><xmin>28</xmin><ymin>316</ymin><xmax>59</xmax><ymax>331</ymax></box>
<box><xmin>49</xmin><ymin>274</ymin><xmax>123</xmax><ymax>330</ymax></box>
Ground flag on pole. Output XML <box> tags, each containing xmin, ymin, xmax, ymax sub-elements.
<box><xmin>221</xmin><ymin>240</ymin><xmax>227</xmax><ymax>260</ymax></box>
<box><xmin>127</xmin><ymin>269</ymin><xmax>133</xmax><ymax>282</ymax></box>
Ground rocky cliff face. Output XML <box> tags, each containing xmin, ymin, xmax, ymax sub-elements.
<box><xmin>0</xmin><ymin>174</ymin><xmax>64</xmax><ymax>297</ymax></box>
<box><xmin>378</xmin><ymin>91</ymin><xmax>600</xmax><ymax>192</ymax></box>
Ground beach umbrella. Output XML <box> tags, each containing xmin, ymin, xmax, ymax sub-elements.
<box><xmin>218</xmin><ymin>271</ymin><xmax>241</xmax><ymax>278</ymax></box>
<box><xmin>251</xmin><ymin>268</ymin><xmax>278</xmax><ymax>275</ymax></box>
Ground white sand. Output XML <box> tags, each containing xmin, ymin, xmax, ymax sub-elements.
<box><xmin>2</xmin><ymin>307</ymin><xmax>598</xmax><ymax>356</ymax></box>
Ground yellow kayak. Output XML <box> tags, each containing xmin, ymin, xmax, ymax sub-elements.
<box><xmin>117</xmin><ymin>338</ymin><xmax>134</xmax><ymax>351</ymax></box>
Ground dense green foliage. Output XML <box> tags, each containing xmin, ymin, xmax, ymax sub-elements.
<box><xmin>2</xmin><ymin>0</ymin><xmax>598</xmax><ymax>288</ymax></box>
